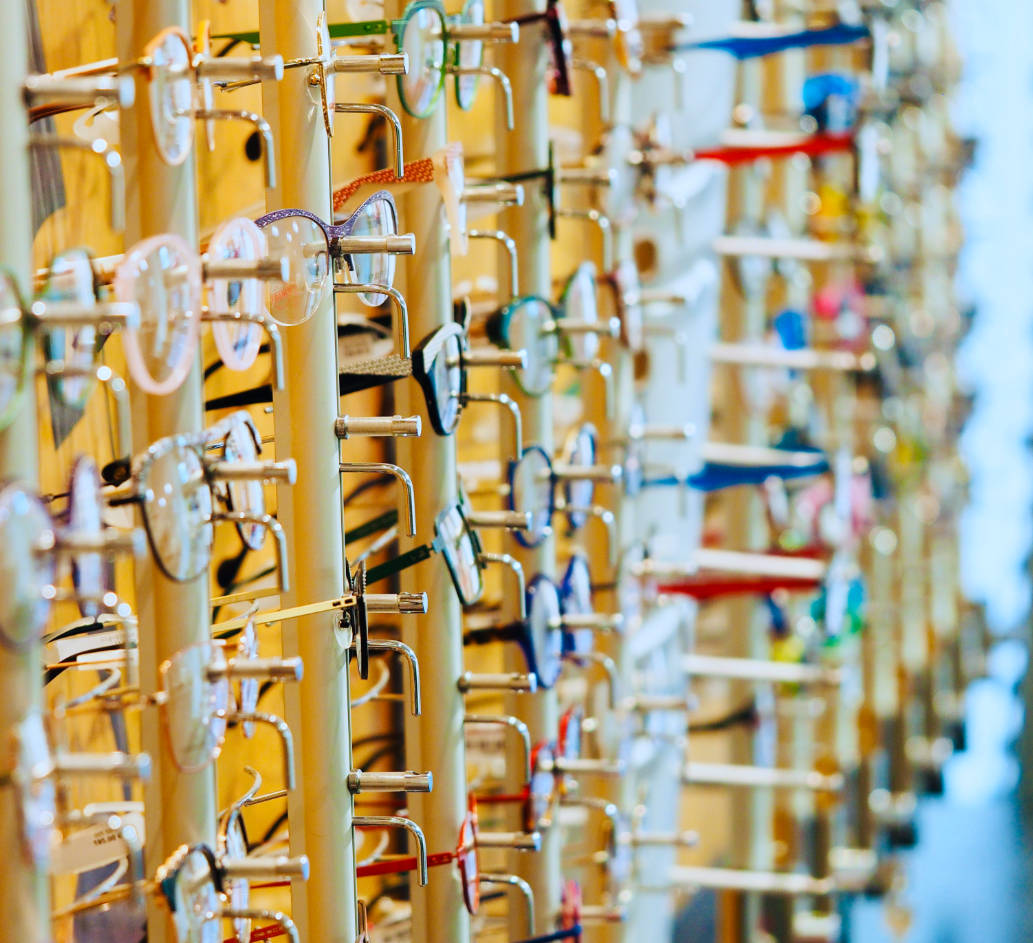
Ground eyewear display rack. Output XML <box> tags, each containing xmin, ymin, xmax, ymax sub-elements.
<box><xmin>0</xmin><ymin>2</ymin><xmax>978</xmax><ymax>943</ymax></box>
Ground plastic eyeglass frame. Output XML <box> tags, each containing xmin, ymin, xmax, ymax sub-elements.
<box><xmin>330</xmin><ymin>0</ymin><xmax>448</xmax><ymax>118</ymax></box>
<box><xmin>504</xmin><ymin>0</ymin><xmax>572</xmax><ymax>96</ymax></box>
<box><xmin>464</xmin><ymin>573</ymin><xmax>563</xmax><ymax>689</ymax></box>
<box><xmin>411</xmin><ymin>320</ymin><xmax>468</xmax><ymax>436</ymax></box>
<box><xmin>255</xmin><ymin>192</ymin><xmax>400</xmax><ymax>294</ymax></box>
<box><xmin>132</xmin><ymin>26</ymin><xmax>279</xmax><ymax>181</ymax></box>
<box><xmin>486</xmin><ymin>297</ymin><xmax>564</xmax><ymax>398</ymax></box>
<box><xmin>507</xmin><ymin>444</ymin><xmax>557</xmax><ymax>548</ymax></box>
<box><xmin>330</xmin><ymin>0</ymin><xmax>493</xmax><ymax>117</ymax></box>
<box><xmin>364</xmin><ymin>494</ymin><xmax>485</xmax><ymax>606</ymax></box>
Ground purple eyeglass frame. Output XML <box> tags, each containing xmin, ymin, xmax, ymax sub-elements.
<box><xmin>254</xmin><ymin>190</ymin><xmax>399</xmax><ymax>277</ymax></box>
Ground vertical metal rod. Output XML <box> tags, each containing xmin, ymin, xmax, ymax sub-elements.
<box><xmin>117</xmin><ymin>5</ymin><xmax>209</xmax><ymax>942</ymax></box>
<box><xmin>495</xmin><ymin>3</ymin><xmax>561</xmax><ymax>932</ymax></box>
<box><xmin>385</xmin><ymin>24</ymin><xmax>473</xmax><ymax>943</ymax></box>
<box><xmin>259</xmin><ymin>2</ymin><xmax>358</xmax><ymax>938</ymax></box>
<box><xmin>0</xmin><ymin>2</ymin><xmax>43</xmax><ymax>939</ymax></box>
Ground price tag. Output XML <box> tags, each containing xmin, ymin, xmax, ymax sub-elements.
<box><xmin>51</xmin><ymin>811</ymin><xmax>145</xmax><ymax>875</ymax></box>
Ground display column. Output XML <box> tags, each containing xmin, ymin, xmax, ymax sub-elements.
<box><xmin>117</xmin><ymin>5</ymin><xmax>210</xmax><ymax>943</ymax></box>
<box><xmin>384</xmin><ymin>27</ymin><xmax>474</xmax><ymax>943</ymax></box>
<box><xmin>0</xmin><ymin>0</ymin><xmax>44</xmax><ymax>938</ymax></box>
<box><xmin>259</xmin><ymin>2</ymin><xmax>358</xmax><ymax>939</ymax></box>
<box><xmin>495</xmin><ymin>4</ymin><xmax>561</xmax><ymax>933</ymax></box>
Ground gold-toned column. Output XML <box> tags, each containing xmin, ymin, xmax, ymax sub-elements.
<box><xmin>495</xmin><ymin>3</ymin><xmax>561</xmax><ymax>932</ymax></box>
<box><xmin>385</xmin><ymin>33</ymin><xmax>473</xmax><ymax>943</ymax></box>
<box><xmin>259</xmin><ymin>2</ymin><xmax>358</xmax><ymax>939</ymax></box>
<box><xmin>0</xmin><ymin>1</ymin><xmax>43</xmax><ymax>938</ymax></box>
<box><xmin>117</xmin><ymin>5</ymin><xmax>210</xmax><ymax>943</ymax></box>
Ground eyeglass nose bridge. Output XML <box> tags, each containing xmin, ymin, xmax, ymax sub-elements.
<box><xmin>340</xmin><ymin>462</ymin><xmax>417</xmax><ymax>536</ymax></box>
<box><xmin>352</xmin><ymin>815</ymin><xmax>428</xmax><ymax>885</ymax></box>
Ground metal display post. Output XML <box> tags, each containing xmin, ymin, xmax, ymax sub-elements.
<box><xmin>0</xmin><ymin>1</ymin><xmax>44</xmax><ymax>938</ymax></box>
<box><xmin>495</xmin><ymin>3</ymin><xmax>562</xmax><ymax>932</ymax></box>
<box><xmin>259</xmin><ymin>2</ymin><xmax>358</xmax><ymax>938</ymax></box>
<box><xmin>117</xmin><ymin>4</ymin><xmax>210</xmax><ymax>941</ymax></box>
<box><xmin>385</xmin><ymin>29</ymin><xmax>474</xmax><ymax>943</ymax></box>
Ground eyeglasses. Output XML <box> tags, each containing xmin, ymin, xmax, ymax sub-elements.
<box><xmin>506</xmin><ymin>0</ymin><xmax>573</xmax><ymax>96</ymax></box>
<box><xmin>356</xmin><ymin>798</ymin><xmax>480</xmax><ymax>912</ymax></box>
<box><xmin>507</xmin><ymin>426</ymin><xmax>622</xmax><ymax>548</ymax></box>
<box><xmin>557</xmin><ymin>552</ymin><xmax>623</xmax><ymax>658</ymax></box>
<box><xmin>483</xmin><ymin>273</ymin><xmax>616</xmax><ymax>398</ymax></box>
<box><xmin>130</xmin><ymin>26</ymin><xmax>281</xmax><ymax>181</ymax></box>
<box><xmin>464</xmin><ymin>573</ymin><xmax>564</xmax><ymax>689</ymax></box>
<box><xmin>360</xmin><ymin>486</ymin><xmax>526</xmax><ymax>610</ymax></box>
<box><xmin>412</xmin><ymin>321</ymin><xmax>525</xmax><ymax>448</ymax></box>
<box><xmin>255</xmin><ymin>193</ymin><xmax>412</xmax><ymax>328</ymax></box>
<box><xmin>0</xmin><ymin>710</ymin><xmax>151</xmax><ymax>870</ymax></box>
<box><xmin>106</xmin><ymin>224</ymin><xmax>286</xmax><ymax>395</ymax></box>
<box><xmin>56</xmin><ymin>454</ymin><xmax>144</xmax><ymax>619</ymax></box>
<box><xmin>331</xmin><ymin>0</ymin><xmax>515</xmax><ymax>118</ymax></box>
<box><xmin>107</xmin><ymin>412</ymin><xmax>294</xmax><ymax>585</ymax></box>
<box><xmin>155</xmin><ymin>843</ymin><xmax>300</xmax><ymax>943</ymax></box>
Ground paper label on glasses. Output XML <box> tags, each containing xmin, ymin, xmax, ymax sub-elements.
<box><xmin>51</xmin><ymin>812</ymin><xmax>145</xmax><ymax>875</ymax></box>
<box><xmin>464</xmin><ymin>723</ymin><xmax>509</xmax><ymax>780</ymax></box>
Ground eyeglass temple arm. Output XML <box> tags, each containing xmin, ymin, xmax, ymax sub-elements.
<box><xmin>569</xmin><ymin>58</ymin><xmax>609</xmax><ymax>123</ymax></box>
<box><xmin>334</xmin><ymin>282</ymin><xmax>411</xmax><ymax>357</ymax></box>
<box><xmin>29</xmin><ymin>136</ymin><xmax>125</xmax><ymax>231</ymax></box>
<box><xmin>462</xmin><ymin>392</ymin><xmax>523</xmax><ymax>460</ymax></box>
<box><xmin>230</xmin><ymin>711</ymin><xmax>297</xmax><ymax>789</ymax></box>
<box><xmin>352</xmin><ymin>815</ymin><xmax>428</xmax><ymax>885</ymax></box>
<box><xmin>334</xmin><ymin>102</ymin><xmax>404</xmax><ymax>176</ymax></box>
<box><xmin>479</xmin><ymin>873</ymin><xmax>535</xmax><ymax>933</ymax></box>
<box><xmin>339</xmin><ymin>462</ymin><xmax>417</xmax><ymax>536</ymax></box>
<box><xmin>463</xmin><ymin>714</ymin><xmax>532</xmax><ymax>783</ymax></box>
<box><xmin>478</xmin><ymin>553</ymin><xmax>526</xmax><ymax>619</ymax></box>
<box><xmin>364</xmin><ymin>540</ymin><xmax>436</xmax><ymax>585</ymax></box>
<box><xmin>192</xmin><ymin>109</ymin><xmax>277</xmax><ymax>188</ymax></box>
<box><xmin>363</xmin><ymin>638</ymin><xmax>422</xmax><ymax>715</ymax></box>
<box><xmin>467</xmin><ymin>230</ymin><xmax>518</xmax><ymax>301</ymax></box>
